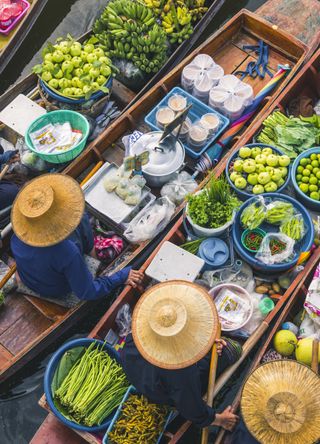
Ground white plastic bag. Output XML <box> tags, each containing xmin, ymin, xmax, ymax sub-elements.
<box><xmin>160</xmin><ymin>171</ymin><xmax>198</xmax><ymax>205</ymax></box>
<box><xmin>115</xmin><ymin>304</ymin><xmax>132</xmax><ymax>337</ymax></box>
<box><xmin>124</xmin><ymin>197</ymin><xmax>175</xmax><ymax>243</ymax></box>
<box><xmin>214</xmin><ymin>288</ymin><xmax>251</xmax><ymax>330</ymax></box>
<box><xmin>256</xmin><ymin>233</ymin><xmax>295</xmax><ymax>265</ymax></box>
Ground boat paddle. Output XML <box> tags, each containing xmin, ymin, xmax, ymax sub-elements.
<box><xmin>201</xmin><ymin>323</ymin><xmax>221</xmax><ymax>444</ymax></box>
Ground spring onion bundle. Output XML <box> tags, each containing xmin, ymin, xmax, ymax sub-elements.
<box><xmin>54</xmin><ymin>342</ymin><xmax>129</xmax><ymax>426</ymax></box>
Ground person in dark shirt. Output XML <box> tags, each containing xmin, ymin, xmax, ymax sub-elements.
<box><xmin>0</xmin><ymin>150</ymin><xmax>20</xmax><ymax>210</ymax></box>
<box><xmin>122</xmin><ymin>281</ymin><xmax>240</xmax><ymax>431</ymax></box>
<box><xmin>10</xmin><ymin>174</ymin><xmax>143</xmax><ymax>303</ymax></box>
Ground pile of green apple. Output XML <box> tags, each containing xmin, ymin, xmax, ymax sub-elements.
<box><xmin>229</xmin><ymin>146</ymin><xmax>290</xmax><ymax>194</ymax></box>
<box><xmin>33</xmin><ymin>36</ymin><xmax>113</xmax><ymax>99</ymax></box>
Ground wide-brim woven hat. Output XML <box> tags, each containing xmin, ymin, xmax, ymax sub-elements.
<box><xmin>132</xmin><ymin>280</ymin><xmax>219</xmax><ymax>370</ymax></box>
<box><xmin>11</xmin><ymin>173</ymin><xmax>85</xmax><ymax>247</ymax></box>
<box><xmin>241</xmin><ymin>360</ymin><xmax>320</xmax><ymax>444</ymax></box>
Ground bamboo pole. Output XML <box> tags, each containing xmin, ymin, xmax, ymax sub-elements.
<box><xmin>0</xmin><ymin>164</ymin><xmax>9</xmax><ymax>181</ymax></box>
<box><xmin>0</xmin><ymin>265</ymin><xmax>16</xmax><ymax>289</ymax></box>
<box><xmin>312</xmin><ymin>339</ymin><xmax>319</xmax><ymax>374</ymax></box>
<box><xmin>201</xmin><ymin>324</ymin><xmax>221</xmax><ymax>444</ymax></box>
<box><xmin>80</xmin><ymin>161</ymin><xmax>103</xmax><ymax>187</ymax></box>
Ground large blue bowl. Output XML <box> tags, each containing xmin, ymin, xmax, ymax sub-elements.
<box><xmin>232</xmin><ymin>193</ymin><xmax>314</xmax><ymax>273</ymax></box>
<box><xmin>291</xmin><ymin>146</ymin><xmax>320</xmax><ymax>211</ymax></box>
<box><xmin>44</xmin><ymin>338</ymin><xmax>122</xmax><ymax>432</ymax></box>
<box><xmin>40</xmin><ymin>76</ymin><xmax>113</xmax><ymax>104</ymax></box>
<box><xmin>226</xmin><ymin>143</ymin><xmax>291</xmax><ymax>201</ymax></box>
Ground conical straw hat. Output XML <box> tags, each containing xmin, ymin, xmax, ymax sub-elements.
<box><xmin>241</xmin><ymin>360</ymin><xmax>320</xmax><ymax>444</ymax></box>
<box><xmin>132</xmin><ymin>280</ymin><xmax>219</xmax><ymax>370</ymax></box>
<box><xmin>11</xmin><ymin>173</ymin><xmax>85</xmax><ymax>247</ymax></box>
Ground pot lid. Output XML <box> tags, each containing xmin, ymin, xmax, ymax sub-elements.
<box><xmin>130</xmin><ymin>132</ymin><xmax>185</xmax><ymax>176</ymax></box>
<box><xmin>199</xmin><ymin>238</ymin><xmax>229</xmax><ymax>267</ymax></box>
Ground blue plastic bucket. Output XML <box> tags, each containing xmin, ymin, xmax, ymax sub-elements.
<box><xmin>232</xmin><ymin>193</ymin><xmax>314</xmax><ymax>273</ymax></box>
<box><xmin>226</xmin><ymin>143</ymin><xmax>291</xmax><ymax>200</ymax></box>
<box><xmin>44</xmin><ymin>338</ymin><xmax>122</xmax><ymax>432</ymax></box>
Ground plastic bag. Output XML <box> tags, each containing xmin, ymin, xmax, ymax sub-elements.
<box><xmin>122</xmin><ymin>131</ymin><xmax>144</xmax><ymax>157</ymax></box>
<box><xmin>124</xmin><ymin>197</ymin><xmax>175</xmax><ymax>243</ymax></box>
<box><xmin>256</xmin><ymin>233</ymin><xmax>295</xmax><ymax>265</ymax></box>
<box><xmin>113</xmin><ymin>59</ymin><xmax>146</xmax><ymax>92</ymax></box>
<box><xmin>214</xmin><ymin>287</ymin><xmax>251</xmax><ymax>330</ymax></box>
<box><xmin>124</xmin><ymin>184</ymin><xmax>142</xmax><ymax>205</ymax></box>
<box><xmin>160</xmin><ymin>171</ymin><xmax>198</xmax><ymax>205</ymax></box>
<box><xmin>241</xmin><ymin>197</ymin><xmax>266</xmax><ymax>229</ymax></box>
<box><xmin>103</xmin><ymin>169</ymin><xmax>121</xmax><ymax>192</ymax></box>
<box><xmin>303</xmin><ymin>264</ymin><xmax>320</xmax><ymax>327</ymax></box>
<box><xmin>16</xmin><ymin>138</ymin><xmax>48</xmax><ymax>172</ymax></box>
<box><xmin>115</xmin><ymin>178</ymin><xmax>130</xmax><ymax>200</ymax></box>
<box><xmin>280</xmin><ymin>213</ymin><xmax>305</xmax><ymax>241</ymax></box>
<box><xmin>265</xmin><ymin>200</ymin><xmax>294</xmax><ymax>225</ymax></box>
<box><xmin>298</xmin><ymin>313</ymin><xmax>317</xmax><ymax>338</ymax></box>
<box><xmin>115</xmin><ymin>303</ymin><xmax>132</xmax><ymax>337</ymax></box>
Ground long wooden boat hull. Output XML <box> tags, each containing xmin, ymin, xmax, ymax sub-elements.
<box><xmin>0</xmin><ymin>0</ymin><xmax>49</xmax><ymax>77</ymax></box>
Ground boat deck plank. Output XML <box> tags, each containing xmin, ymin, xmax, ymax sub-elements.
<box><xmin>0</xmin><ymin>292</ymin><xmax>34</xmax><ymax>335</ymax></box>
<box><xmin>0</xmin><ymin>344</ymin><xmax>13</xmax><ymax>370</ymax></box>
<box><xmin>30</xmin><ymin>413</ymin><xmax>88</xmax><ymax>444</ymax></box>
<box><xmin>24</xmin><ymin>295</ymin><xmax>69</xmax><ymax>321</ymax></box>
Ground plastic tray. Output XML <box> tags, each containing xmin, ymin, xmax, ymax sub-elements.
<box><xmin>0</xmin><ymin>0</ymin><xmax>30</xmax><ymax>35</ymax></box>
<box><xmin>144</xmin><ymin>87</ymin><xmax>229</xmax><ymax>159</ymax></box>
<box><xmin>103</xmin><ymin>385</ymin><xmax>174</xmax><ymax>444</ymax></box>
<box><xmin>82</xmin><ymin>162</ymin><xmax>155</xmax><ymax>227</ymax></box>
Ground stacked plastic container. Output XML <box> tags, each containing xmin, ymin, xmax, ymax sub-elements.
<box><xmin>181</xmin><ymin>54</ymin><xmax>254</xmax><ymax>121</ymax></box>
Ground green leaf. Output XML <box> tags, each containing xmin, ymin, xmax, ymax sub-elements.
<box><xmin>67</xmin><ymin>33</ymin><xmax>74</xmax><ymax>42</ymax></box>
<box><xmin>86</xmin><ymin>36</ymin><xmax>99</xmax><ymax>45</ymax></box>
<box><xmin>51</xmin><ymin>346</ymin><xmax>85</xmax><ymax>393</ymax></box>
<box><xmin>99</xmin><ymin>86</ymin><xmax>109</xmax><ymax>93</ymax></box>
<box><xmin>32</xmin><ymin>64</ymin><xmax>43</xmax><ymax>74</ymax></box>
<box><xmin>92</xmin><ymin>60</ymin><xmax>102</xmax><ymax>68</ymax></box>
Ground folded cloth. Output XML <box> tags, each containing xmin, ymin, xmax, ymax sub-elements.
<box><xmin>94</xmin><ymin>234</ymin><xmax>124</xmax><ymax>263</ymax></box>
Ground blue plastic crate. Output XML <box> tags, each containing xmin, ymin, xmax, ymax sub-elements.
<box><xmin>103</xmin><ymin>385</ymin><xmax>175</xmax><ymax>444</ymax></box>
<box><xmin>144</xmin><ymin>87</ymin><xmax>229</xmax><ymax>159</ymax></box>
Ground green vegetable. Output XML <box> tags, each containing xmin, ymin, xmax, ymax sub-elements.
<box><xmin>241</xmin><ymin>202</ymin><xmax>265</xmax><ymax>230</ymax></box>
<box><xmin>265</xmin><ymin>201</ymin><xmax>294</xmax><ymax>225</ymax></box>
<box><xmin>280</xmin><ymin>216</ymin><xmax>304</xmax><ymax>241</ymax></box>
<box><xmin>181</xmin><ymin>238</ymin><xmax>204</xmax><ymax>254</ymax></box>
<box><xmin>187</xmin><ymin>176</ymin><xmax>240</xmax><ymax>229</ymax></box>
<box><xmin>54</xmin><ymin>342</ymin><xmax>129</xmax><ymax>426</ymax></box>
<box><xmin>257</xmin><ymin>111</ymin><xmax>320</xmax><ymax>158</ymax></box>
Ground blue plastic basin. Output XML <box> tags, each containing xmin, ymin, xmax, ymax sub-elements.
<box><xmin>291</xmin><ymin>146</ymin><xmax>320</xmax><ymax>211</ymax></box>
<box><xmin>232</xmin><ymin>193</ymin><xmax>314</xmax><ymax>273</ymax></box>
<box><xmin>226</xmin><ymin>143</ymin><xmax>291</xmax><ymax>201</ymax></box>
<box><xmin>44</xmin><ymin>338</ymin><xmax>122</xmax><ymax>432</ymax></box>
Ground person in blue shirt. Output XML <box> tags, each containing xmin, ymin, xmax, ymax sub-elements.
<box><xmin>10</xmin><ymin>173</ymin><xmax>143</xmax><ymax>304</ymax></box>
<box><xmin>0</xmin><ymin>149</ymin><xmax>20</xmax><ymax>210</ymax></box>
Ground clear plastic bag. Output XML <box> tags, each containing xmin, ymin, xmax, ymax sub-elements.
<box><xmin>265</xmin><ymin>200</ymin><xmax>294</xmax><ymax>225</ymax></box>
<box><xmin>124</xmin><ymin>184</ymin><xmax>142</xmax><ymax>206</ymax></box>
<box><xmin>280</xmin><ymin>213</ymin><xmax>306</xmax><ymax>241</ymax></box>
<box><xmin>256</xmin><ymin>233</ymin><xmax>295</xmax><ymax>265</ymax></box>
<box><xmin>103</xmin><ymin>169</ymin><xmax>122</xmax><ymax>192</ymax></box>
<box><xmin>160</xmin><ymin>171</ymin><xmax>198</xmax><ymax>205</ymax></box>
<box><xmin>298</xmin><ymin>313</ymin><xmax>317</xmax><ymax>338</ymax></box>
<box><xmin>214</xmin><ymin>287</ymin><xmax>251</xmax><ymax>330</ymax></box>
<box><xmin>241</xmin><ymin>197</ymin><xmax>266</xmax><ymax>229</ymax></box>
<box><xmin>122</xmin><ymin>131</ymin><xmax>143</xmax><ymax>157</ymax></box>
<box><xmin>16</xmin><ymin>138</ymin><xmax>48</xmax><ymax>172</ymax></box>
<box><xmin>115</xmin><ymin>303</ymin><xmax>132</xmax><ymax>337</ymax></box>
<box><xmin>124</xmin><ymin>197</ymin><xmax>175</xmax><ymax>243</ymax></box>
<box><xmin>115</xmin><ymin>178</ymin><xmax>130</xmax><ymax>200</ymax></box>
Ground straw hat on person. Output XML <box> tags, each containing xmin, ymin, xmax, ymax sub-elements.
<box><xmin>241</xmin><ymin>360</ymin><xmax>320</xmax><ymax>444</ymax></box>
<box><xmin>11</xmin><ymin>173</ymin><xmax>85</xmax><ymax>247</ymax></box>
<box><xmin>132</xmin><ymin>280</ymin><xmax>219</xmax><ymax>370</ymax></box>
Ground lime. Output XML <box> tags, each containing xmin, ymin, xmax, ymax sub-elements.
<box><xmin>310</xmin><ymin>153</ymin><xmax>317</xmax><ymax>161</ymax></box>
<box><xmin>299</xmin><ymin>183</ymin><xmax>309</xmax><ymax>193</ymax></box>
<box><xmin>302</xmin><ymin>176</ymin><xmax>310</xmax><ymax>183</ymax></box>
<box><xmin>310</xmin><ymin>191</ymin><xmax>320</xmax><ymax>200</ymax></box>
<box><xmin>306</xmin><ymin>164</ymin><xmax>313</xmax><ymax>171</ymax></box>
<box><xmin>310</xmin><ymin>177</ymin><xmax>318</xmax><ymax>185</ymax></box>
<box><xmin>316</xmin><ymin>172</ymin><xmax>320</xmax><ymax>179</ymax></box>
<box><xmin>300</xmin><ymin>158</ymin><xmax>310</xmax><ymax>166</ymax></box>
<box><xmin>313</xmin><ymin>168</ymin><xmax>320</xmax><ymax>175</ymax></box>
<box><xmin>303</xmin><ymin>169</ymin><xmax>311</xmax><ymax>176</ymax></box>
<box><xmin>297</xmin><ymin>165</ymin><xmax>304</xmax><ymax>173</ymax></box>
<box><xmin>312</xmin><ymin>160</ymin><xmax>319</xmax><ymax>168</ymax></box>
<box><xmin>296</xmin><ymin>174</ymin><xmax>302</xmax><ymax>181</ymax></box>
<box><xmin>317</xmin><ymin>153</ymin><xmax>320</xmax><ymax>159</ymax></box>
<box><xmin>309</xmin><ymin>184</ymin><xmax>318</xmax><ymax>192</ymax></box>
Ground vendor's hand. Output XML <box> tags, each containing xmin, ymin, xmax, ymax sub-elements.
<box><xmin>8</xmin><ymin>153</ymin><xmax>20</xmax><ymax>164</ymax></box>
<box><xmin>213</xmin><ymin>406</ymin><xmax>239</xmax><ymax>431</ymax></box>
<box><xmin>126</xmin><ymin>270</ymin><xmax>144</xmax><ymax>288</ymax></box>
<box><xmin>215</xmin><ymin>338</ymin><xmax>227</xmax><ymax>356</ymax></box>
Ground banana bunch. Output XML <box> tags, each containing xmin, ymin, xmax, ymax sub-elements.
<box><xmin>93</xmin><ymin>0</ymin><xmax>167</xmax><ymax>74</ymax></box>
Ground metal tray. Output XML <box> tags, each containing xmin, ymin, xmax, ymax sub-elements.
<box><xmin>83</xmin><ymin>162</ymin><xmax>155</xmax><ymax>225</ymax></box>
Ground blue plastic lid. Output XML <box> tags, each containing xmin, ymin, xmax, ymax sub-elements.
<box><xmin>198</xmin><ymin>238</ymin><xmax>229</xmax><ymax>267</ymax></box>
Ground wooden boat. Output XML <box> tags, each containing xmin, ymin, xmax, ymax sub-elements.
<box><xmin>0</xmin><ymin>0</ymin><xmax>49</xmax><ymax>76</ymax></box>
<box><xmin>0</xmin><ymin>9</ymin><xmax>309</xmax><ymax>385</ymax></box>
<box><xmin>0</xmin><ymin>0</ymin><xmax>225</xmax><ymax>109</ymax></box>
<box><xmin>214</xmin><ymin>251</ymin><xmax>320</xmax><ymax>444</ymax></box>
<box><xmin>33</xmin><ymin>218</ymin><xmax>320</xmax><ymax>444</ymax></box>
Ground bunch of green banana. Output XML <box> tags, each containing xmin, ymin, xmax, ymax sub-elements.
<box><xmin>93</xmin><ymin>0</ymin><xmax>167</xmax><ymax>74</ymax></box>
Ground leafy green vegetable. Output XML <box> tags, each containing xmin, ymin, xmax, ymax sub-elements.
<box><xmin>257</xmin><ymin>111</ymin><xmax>320</xmax><ymax>158</ymax></box>
<box><xmin>187</xmin><ymin>176</ymin><xmax>240</xmax><ymax>229</ymax></box>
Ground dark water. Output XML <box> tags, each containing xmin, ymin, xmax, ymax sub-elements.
<box><xmin>0</xmin><ymin>1</ymin><xmax>267</xmax><ymax>443</ymax></box>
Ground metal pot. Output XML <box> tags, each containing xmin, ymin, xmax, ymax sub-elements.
<box><xmin>129</xmin><ymin>131</ymin><xmax>185</xmax><ymax>187</ymax></box>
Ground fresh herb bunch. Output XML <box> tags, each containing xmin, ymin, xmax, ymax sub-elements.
<box><xmin>187</xmin><ymin>176</ymin><xmax>240</xmax><ymax>228</ymax></box>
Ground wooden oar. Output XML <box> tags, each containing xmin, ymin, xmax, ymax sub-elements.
<box><xmin>80</xmin><ymin>161</ymin><xmax>103</xmax><ymax>187</ymax></box>
<box><xmin>0</xmin><ymin>164</ymin><xmax>10</xmax><ymax>181</ymax></box>
<box><xmin>312</xmin><ymin>339</ymin><xmax>319</xmax><ymax>374</ymax></box>
<box><xmin>0</xmin><ymin>265</ymin><xmax>16</xmax><ymax>289</ymax></box>
<box><xmin>201</xmin><ymin>324</ymin><xmax>221</xmax><ymax>444</ymax></box>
